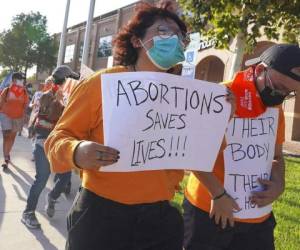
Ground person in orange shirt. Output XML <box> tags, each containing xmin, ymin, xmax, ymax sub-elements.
<box><xmin>44</xmin><ymin>2</ymin><xmax>191</xmax><ymax>250</ymax></box>
<box><xmin>0</xmin><ymin>72</ymin><xmax>29</xmax><ymax>169</ymax></box>
<box><xmin>183</xmin><ymin>44</ymin><xmax>300</xmax><ymax>250</ymax></box>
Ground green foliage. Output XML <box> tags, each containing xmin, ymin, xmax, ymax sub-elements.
<box><xmin>0</xmin><ymin>12</ymin><xmax>58</xmax><ymax>76</ymax></box>
<box><xmin>36</xmin><ymin>34</ymin><xmax>58</xmax><ymax>74</ymax></box>
<box><xmin>273</xmin><ymin>157</ymin><xmax>300</xmax><ymax>250</ymax></box>
<box><xmin>171</xmin><ymin>175</ymin><xmax>188</xmax><ymax>213</ymax></box>
<box><xmin>0</xmin><ymin>68</ymin><xmax>11</xmax><ymax>82</ymax></box>
<box><xmin>179</xmin><ymin>0</ymin><xmax>300</xmax><ymax>52</ymax></box>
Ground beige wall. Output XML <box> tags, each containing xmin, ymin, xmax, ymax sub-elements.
<box><xmin>292</xmin><ymin>97</ymin><xmax>300</xmax><ymax>140</ymax></box>
<box><xmin>286</xmin><ymin>97</ymin><xmax>300</xmax><ymax>141</ymax></box>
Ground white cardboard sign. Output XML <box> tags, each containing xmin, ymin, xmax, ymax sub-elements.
<box><xmin>224</xmin><ymin>108</ymin><xmax>279</xmax><ymax>219</ymax></box>
<box><xmin>101</xmin><ymin>72</ymin><xmax>231</xmax><ymax>172</ymax></box>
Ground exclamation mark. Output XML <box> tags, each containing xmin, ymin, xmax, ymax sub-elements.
<box><xmin>182</xmin><ymin>136</ymin><xmax>187</xmax><ymax>157</ymax></box>
<box><xmin>175</xmin><ymin>136</ymin><xmax>180</xmax><ymax>156</ymax></box>
<box><xmin>169</xmin><ymin>136</ymin><xmax>173</xmax><ymax>157</ymax></box>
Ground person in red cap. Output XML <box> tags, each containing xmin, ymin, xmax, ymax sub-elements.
<box><xmin>0</xmin><ymin>72</ymin><xmax>29</xmax><ymax>170</ymax></box>
<box><xmin>183</xmin><ymin>44</ymin><xmax>300</xmax><ymax>250</ymax></box>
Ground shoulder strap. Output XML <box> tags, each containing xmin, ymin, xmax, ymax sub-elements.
<box><xmin>0</xmin><ymin>87</ymin><xmax>10</xmax><ymax>109</ymax></box>
<box><xmin>2</xmin><ymin>87</ymin><xmax>10</xmax><ymax>101</ymax></box>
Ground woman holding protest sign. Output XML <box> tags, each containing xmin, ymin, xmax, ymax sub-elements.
<box><xmin>44</xmin><ymin>2</ymin><xmax>192</xmax><ymax>249</ymax></box>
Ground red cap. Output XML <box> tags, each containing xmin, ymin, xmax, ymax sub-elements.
<box><xmin>230</xmin><ymin>67</ymin><xmax>266</xmax><ymax>118</ymax></box>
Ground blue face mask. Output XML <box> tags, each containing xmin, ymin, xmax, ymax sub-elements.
<box><xmin>141</xmin><ymin>35</ymin><xmax>185</xmax><ymax>70</ymax></box>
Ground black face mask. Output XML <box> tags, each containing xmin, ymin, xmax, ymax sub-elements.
<box><xmin>259</xmin><ymin>86</ymin><xmax>286</xmax><ymax>106</ymax></box>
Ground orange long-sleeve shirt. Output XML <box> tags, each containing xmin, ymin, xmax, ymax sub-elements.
<box><xmin>44</xmin><ymin>66</ymin><xmax>184</xmax><ymax>204</ymax></box>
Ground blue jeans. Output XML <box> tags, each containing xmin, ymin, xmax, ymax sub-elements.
<box><xmin>25</xmin><ymin>144</ymin><xmax>71</xmax><ymax>212</ymax></box>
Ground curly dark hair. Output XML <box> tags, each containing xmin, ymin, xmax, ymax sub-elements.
<box><xmin>112</xmin><ymin>1</ymin><xmax>187</xmax><ymax>66</ymax></box>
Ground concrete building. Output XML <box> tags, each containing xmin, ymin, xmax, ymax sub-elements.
<box><xmin>47</xmin><ymin>0</ymin><xmax>299</xmax><ymax>141</ymax></box>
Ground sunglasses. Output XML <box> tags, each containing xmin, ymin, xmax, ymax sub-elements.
<box><xmin>265</xmin><ymin>69</ymin><xmax>297</xmax><ymax>100</ymax></box>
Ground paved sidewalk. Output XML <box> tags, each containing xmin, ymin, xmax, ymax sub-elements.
<box><xmin>0</xmin><ymin>133</ymin><xmax>81</xmax><ymax>250</ymax></box>
<box><xmin>283</xmin><ymin>140</ymin><xmax>300</xmax><ymax>157</ymax></box>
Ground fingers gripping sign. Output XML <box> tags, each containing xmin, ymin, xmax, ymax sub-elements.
<box><xmin>250</xmin><ymin>178</ymin><xmax>283</xmax><ymax>208</ymax></box>
<box><xmin>74</xmin><ymin>141</ymin><xmax>120</xmax><ymax>170</ymax></box>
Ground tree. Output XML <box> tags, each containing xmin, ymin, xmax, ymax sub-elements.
<box><xmin>0</xmin><ymin>12</ymin><xmax>58</xmax><ymax>77</ymax></box>
<box><xmin>179</xmin><ymin>0</ymin><xmax>300</xmax><ymax>78</ymax></box>
<box><xmin>0</xmin><ymin>69</ymin><xmax>11</xmax><ymax>82</ymax></box>
<box><xmin>35</xmin><ymin>34</ymin><xmax>58</xmax><ymax>75</ymax></box>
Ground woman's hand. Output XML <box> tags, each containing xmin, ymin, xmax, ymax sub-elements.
<box><xmin>210</xmin><ymin>193</ymin><xmax>240</xmax><ymax>229</ymax></box>
<box><xmin>74</xmin><ymin>141</ymin><xmax>120</xmax><ymax>170</ymax></box>
<box><xmin>226</xmin><ymin>88</ymin><xmax>236</xmax><ymax>119</ymax></box>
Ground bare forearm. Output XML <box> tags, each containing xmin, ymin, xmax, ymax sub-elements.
<box><xmin>193</xmin><ymin>171</ymin><xmax>224</xmax><ymax>198</ymax></box>
<box><xmin>193</xmin><ymin>171</ymin><xmax>240</xmax><ymax>228</ymax></box>
<box><xmin>270</xmin><ymin>154</ymin><xmax>285</xmax><ymax>195</ymax></box>
<box><xmin>251</xmin><ymin>144</ymin><xmax>285</xmax><ymax>207</ymax></box>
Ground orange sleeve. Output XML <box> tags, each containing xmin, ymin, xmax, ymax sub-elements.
<box><xmin>276</xmin><ymin>106</ymin><xmax>285</xmax><ymax>145</ymax></box>
<box><xmin>44</xmin><ymin>72</ymin><xmax>102</xmax><ymax>173</ymax></box>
